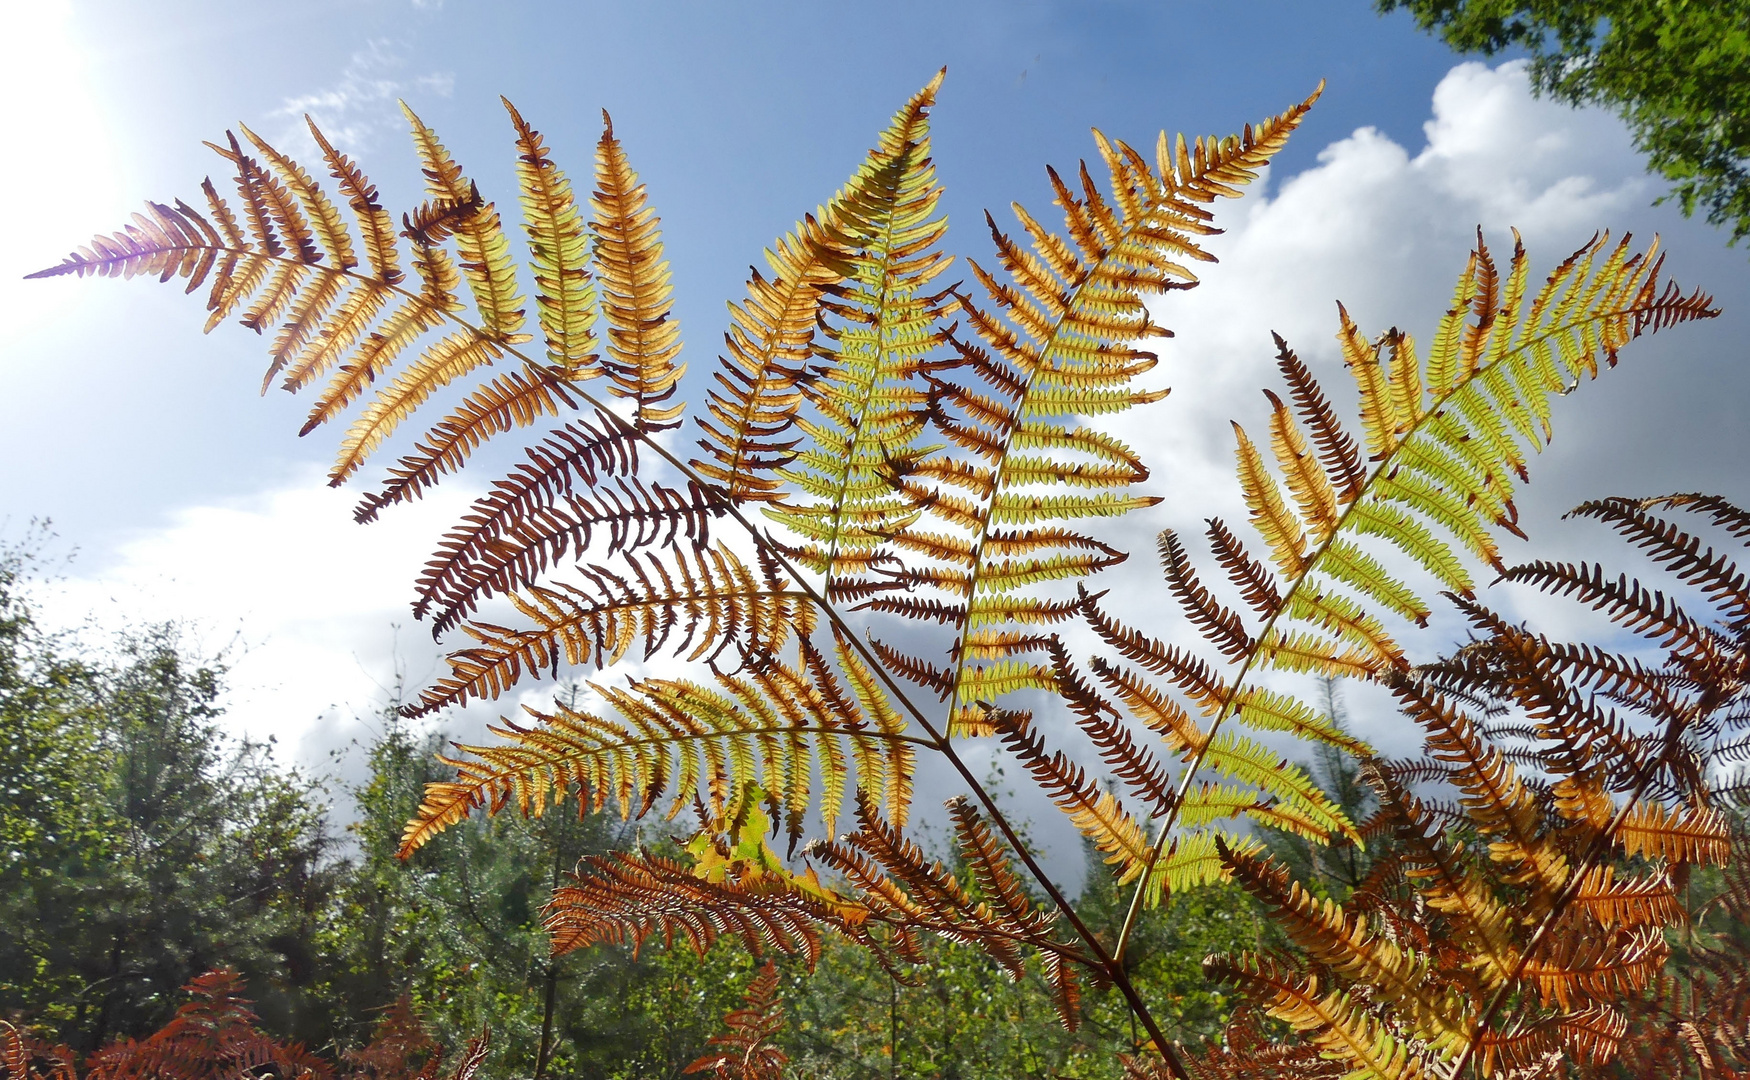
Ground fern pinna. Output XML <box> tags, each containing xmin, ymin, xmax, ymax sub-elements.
<box><xmin>32</xmin><ymin>64</ymin><xmax>1720</xmax><ymax>1078</ymax></box>
<box><xmin>1176</xmin><ymin>494</ymin><xmax>1750</xmax><ymax>1080</ymax></box>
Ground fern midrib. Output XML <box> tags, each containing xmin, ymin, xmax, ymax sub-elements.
<box><xmin>1111</xmin><ymin>298</ymin><xmax>1663</xmax><ymax>964</ymax></box>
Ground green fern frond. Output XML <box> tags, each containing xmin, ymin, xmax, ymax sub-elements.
<box><xmin>1104</xmin><ymin>231</ymin><xmax>1716</xmax><ymax>956</ymax></box>
<box><xmin>767</xmin><ymin>71</ymin><xmax>953</xmax><ymax>600</ymax></box>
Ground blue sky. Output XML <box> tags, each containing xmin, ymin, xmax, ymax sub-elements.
<box><xmin>3</xmin><ymin>1</ymin><xmax>1747</xmax><ymax>841</ymax></box>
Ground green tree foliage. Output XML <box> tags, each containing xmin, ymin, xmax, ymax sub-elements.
<box><xmin>0</xmin><ymin>549</ymin><xmax>339</xmax><ymax>1054</ymax></box>
<box><xmin>1379</xmin><ymin>0</ymin><xmax>1750</xmax><ymax>242</ymax></box>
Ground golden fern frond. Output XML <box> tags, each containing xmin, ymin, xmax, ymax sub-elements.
<box><xmin>1219</xmin><ymin>841</ymin><xmax>1470</xmax><ymax>1057</ymax></box>
<box><xmin>873</xmin><ymin>89</ymin><xmax>1321</xmax><ymax>735</ymax></box>
<box><xmin>1616</xmin><ymin>799</ymin><xmax>1731</xmax><ymax>864</ymax></box>
<box><xmin>1204</xmin><ymin>954</ymin><xmax>1444</xmax><ymax>1080</ymax></box>
<box><xmin>1104</xmin><ymin>232</ymin><xmax>1714</xmax><ymax>954</ymax></box>
<box><xmin>1519</xmin><ymin>926</ymin><xmax>1669</xmax><ymax>1010</ymax></box>
<box><xmin>411</xmin><ymin>542</ymin><xmax>810</xmax><ymax>714</ymax></box>
<box><xmin>593</xmin><ymin>111</ymin><xmax>684</xmax><ymax>431</ymax></box>
<box><xmin>401</xmin><ymin>102</ymin><xmax>529</xmax><ymax>345</ymax></box>
<box><xmin>692</xmin><ymin>211</ymin><xmax>850</xmax><ymax>503</ymax></box>
<box><xmin>684</xmin><ymin>960</ymin><xmax>789</xmax><ymax>1080</ymax></box>
<box><xmin>306</xmin><ymin>118</ymin><xmax>399</xmax><ymax>285</ymax></box>
<box><xmin>766</xmin><ymin>71</ymin><xmax>952</xmax><ymax>598</ymax></box>
<box><xmin>399</xmin><ymin>658</ymin><xmax>917</xmax><ymax>853</ymax></box>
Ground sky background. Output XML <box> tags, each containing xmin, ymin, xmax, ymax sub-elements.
<box><xmin>3</xmin><ymin>1</ymin><xmax>1747</xmax><ymax>870</ymax></box>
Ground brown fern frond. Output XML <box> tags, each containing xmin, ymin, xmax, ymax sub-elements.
<box><xmin>342</xmin><ymin>997</ymin><xmax>438</xmax><ymax>1080</ymax></box>
<box><xmin>1500</xmin><ymin>559</ymin><xmax>1729</xmax><ymax>665</ymax></box>
<box><xmin>0</xmin><ymin>1024</ymin><xmax>75</xmax><ymax>1080</ymax></box>
<box><xmin>1204</xmin><ymin>518</ymin><xmax>1282</xmax><ymax>618</ymax></box>
<box><xmin>331</xmin><ymin>332</ymin><xmax>504</xmax><ymax>484</ymax></box>
<box><xmin>362</xmin><ymin>365</ymin><xmax>580</xmax><ymax>513</ymax></box>
<box><xmin>1617</xmin><ymin>799</ymin><xmax>1731</xmax><ymax>864</ymax></box>
<box><xmin>544</xmin><ymin>850</ymin><xmax>864</xmax><ymax>967</ymax></box>
<box><xmin>1048</xmin><ymin>638</ymin><xmax>1176</xmax><ymax>813</ymax></box>
<box><xmin>1643</xmin><ymin>492</ymin><xmax>1750</xmax><ymax>542</ymax></box>
<box><xmin>412</xmin><ymin>476</ymin><xmax>718</xmax><ymax>639</ymax></box>
<box><xmin>1159</xmin><ymin>530</ymin><xmax>1253</xmax><ymax>661</ymax></box>
<box><xmin>1570</xmin><ymin>496</ymin><xmax>1750</xmax><ymax>624</ymax></box>
<box><xmin>945</xmin><ymin>796</ymin><xmax>1054</xmax><ymax>938</ymax></box>
<box><xmin>684</xmin><ymin>960</ymin><xmax>789</xmax><ymax>1080</ymax></box>
<box><xmin>593</xmin><ymin>111</ymin><xmax>684</xmax><ymax>431</ymax></box>
<box><xmin>1520</xmin><ymin>926</ymin><xmax>1668</xmax><ymax>1010</ymax></box>
<box><xmin>992</xmin><ymin>710</ymin><xmax>1156</xmax><ymax>892</ymax></box>
<box><xmin>807</xmin><ymin>795</ymin><xmax>1089</xmax><ymax>980</ymax></box>
<box><xmin>1203</xmin><ymin>954</ymin><xmax>1443</xmax><ymax>1080</ymax></box>
<box><xmin>84</xmin><ymin>970</ymin><xmax>332</xmax><ymax>1080</ymax></box>
<box><xmin>1273</xmin><ymin>332</ymin><xmax>1364</xmax><ymax>501</ymax></box>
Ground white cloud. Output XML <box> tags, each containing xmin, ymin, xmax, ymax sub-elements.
<box><xmin>33</xmin><ymin>472</ymin><xmax>480</xmax><ymax>771</ymax></box>
<box><xmin>268</xmin><ymin>39</ymin><xmax>455</xmax><ymax>155</ymax></box>
<box><xmin>0</xmin><ymin>0</ymin><xmax>123</xmax><ymax>335</ymax></box>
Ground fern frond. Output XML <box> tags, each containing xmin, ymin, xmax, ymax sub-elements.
<box><xmin>503</xmin><ymin>98</ymin><xmax>599</xmax><ymax>375</ymax></box>
<box><xmin>401</xmin><ymin>103</ymin><xmax>528</xmax><ymax>344</ymax></box>
<box><xmin>1220</xmin><ymin>841</ymin><xmax>1468</xmax><ymax>1055</ymax></box>
<box><xmin>1107</xmin><ymin>232</ymin><xmax>1714</xmax><ymax>954</ymax></box>
<box><xmin>362</xmin><ymin>365</ymin><xmax>580</xmax><ymax>510</ymax></box>
<box><xmin>684</xmin><ymin>960</ymin><xmax>789</xmax><ymax>1080</ymax></box>
<box><xmin>872</xmin><ymin>90</ymin><xmax>1320</xmax><ymax>733</ymax></box>
<box><xmin>412</xmin><ymin>475</ymin><xmax>717</xmax><ymax>639</ymax></box>
<box><xmin>1519</xmin><ymin>926</ymin><xmax>1668</xmax><ymax>1010</ymax></box>
<box><xmin>542</xmin><ymin>850</ymin><xmax>865</xmax><ymax>967</ymax></box>
<box><xmin>1616</xmin><ymin>799</ymin><xmax>1731</xmax><ymax>864</ymax></box>
<box><xmin>306</xmin><ymin>119</ymin><xmax>399</xmax><ymax>284</ymax></box>
<box><xmin>1204</xmin><ymin>954</ymin><xmax>1444</xmax><ymax>1080</ymax></box>
<box><xmin>767</xmin><ymin>71</ymin><xmax>952</xmax><ymax>598</ymax></box>
<box><xmin>411</xmin><ymin>542</ymin><xmax>808</xmax><ymax>714</ymax></box>
<box><xmin>592</xmin><ymin>111</ymin><xmax>684</xmax><ymax>431</ymax></box>
<box><xmin>692</xmin><ymin>209</ymin><xmax>850</xmax><ymax>503</ymax></box>
<box><xmin>403</xmin><ymin>661</ymin><xmax>915</xmax><ymax>854</ymax></box>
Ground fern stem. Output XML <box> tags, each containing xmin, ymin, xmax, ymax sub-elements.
<box><xmin>1111</xmin><ymin>300</ymin><xmax>1672</xmax><ymax>965</ymax></box>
